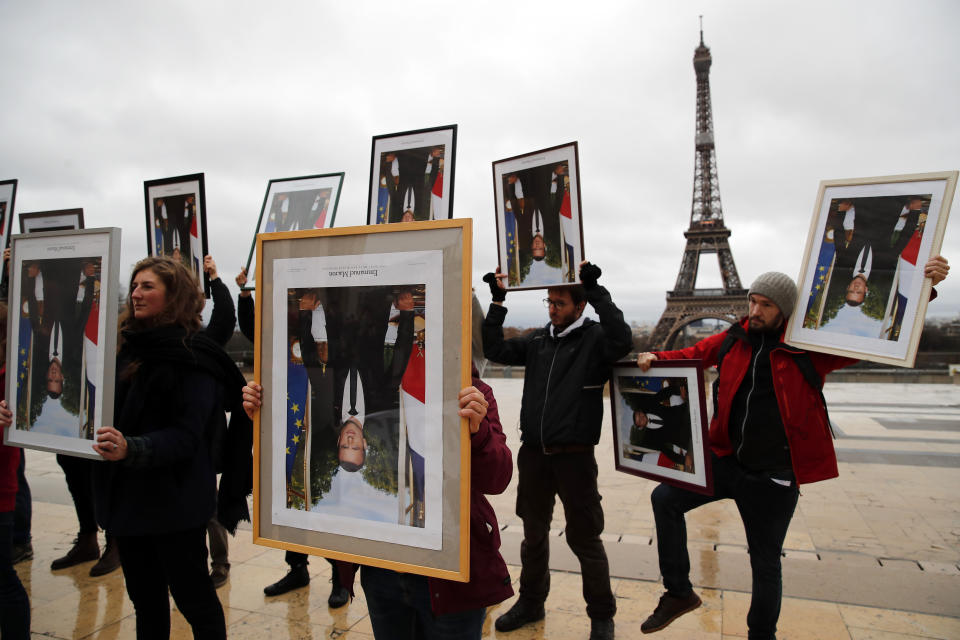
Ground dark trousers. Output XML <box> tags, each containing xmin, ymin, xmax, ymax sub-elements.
<box><xmin>14</xmin><ymin>450</ymin><xmax>30</xmax><ymax>545</ymax></box>
<box><xmin>652</xmin><ymin>454</ymin><xmax>798</xmax><ymax>640</ymax></box>
<box><xmin>360</xmin><ymin>565</ymin><xmax>485</xmax><ymax>640</ymax></box>
<box><xmin>0</xmin><ymin>511</ymin><xmax>30</xmax><ymax>639</ymax></box>
<box><xmin>116</xmin><ymin>527</ymin><xmax>225</xmax><ymax>640</ymax></box>
<box><xmin>515</xmin><ymin>443</ymin><xmax>615</xmax><ymax>620</ymax></box>
<box><xmin>206</xmin><ymin>517</ymin><xmax>228</xmax><ymax>569</ymax></box>
<box><xmin>56</xmin><ymin>454</ymin><xmax>97</xmax><ymax>533</ymax></box>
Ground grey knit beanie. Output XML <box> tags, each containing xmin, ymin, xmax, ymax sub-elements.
<box><xmin>748</xmin><ymin>272</ymin><xmax>797</xmax><ymax>319</ymax></box>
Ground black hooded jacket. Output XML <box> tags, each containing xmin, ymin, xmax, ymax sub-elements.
<box><xmin>482</xmin><ymin>285</ymin><xmax>632</xmax><ymax>447</ymax></box>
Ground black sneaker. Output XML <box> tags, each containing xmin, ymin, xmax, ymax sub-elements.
<box><xmin>641</xmin><ymin>591</ymin><xmax>702</xmax><ymax>633</ymax></box>
<box><xmin>264</xmin><ymin>564</ymin><xmax>310</xmax><ymax>596</ymax></box>
<box><xmin>590</xmin><ymin>617</ymin><xmax>615</xmax><ymax>640</ymax></box>
<box><xmin>11</xmin><ymin>542</ymin><xmax>33</xmax><ymax>564</ymax></box>
<box><xmin>494</xmin><ymin>598</ymin><xmax>545</xmax><ymax>632</ymax></box>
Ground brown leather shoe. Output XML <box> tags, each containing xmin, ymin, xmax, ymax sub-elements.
<box><xmin>641</xmin><ymin>591</ymin><xmax>702</xmax><ymax>633</ymax></box>
<box><xmin>51</xmin><ymin>532</ymin><xmax>100</xmax><ymax>570</ymax></box>
<box><xmin>89</xmin><ymin>537</ymin><xmax>120</xmax><ymax>577</ymax></box>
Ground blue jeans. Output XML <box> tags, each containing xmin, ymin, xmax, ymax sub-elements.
<box><xmin>651</xmin><ymin>454</ymin><xmax>798</xmax><ymax>640</ymax></box>
<box><xmin>0</xmin><ymin>511</ymin><xmax>30</xmax><ymax>639</ymax></box>
<box><xmin>360</xmin><ymin>565</ymin><xmax>486</xmax><ymax>640</ymax></box>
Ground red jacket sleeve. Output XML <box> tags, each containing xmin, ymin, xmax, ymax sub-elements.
<box><xmin>653</xmin><ymin>331</ymin><xmax>728</xmax><ymax>368</ymax></box>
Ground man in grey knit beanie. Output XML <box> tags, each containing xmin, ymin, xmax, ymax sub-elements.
<box><xmin>634</xmin><ymin>257</ymin><xmax>949</xmax><ymax>639</ymax></box>
<box><xmin>747</xmin><ymin>272</ymin><xmax>796</xmax><ymax>321</ymax></box>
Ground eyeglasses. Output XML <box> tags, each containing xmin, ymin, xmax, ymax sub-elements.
<box><xmin>542</xmin><ymin>298</ymin><xmax>568</xmax><ymax>309</ymax></box>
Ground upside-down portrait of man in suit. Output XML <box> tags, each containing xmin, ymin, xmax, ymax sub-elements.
<box><xmin>21</xmin><ymin>257</ymin><xmax>100</xmax><ymax>435</ymax></box>
<box><xmin>622</xmin><ymin>381</ymin><xmax>693</xmax><ymax>471</ymax></box>
<box><xmin>289</xmin><ymin>284</ymin><xmax>420</xmax><ymax>524</ymax></box>
<box><xmin>154</xmin><ymin>195</ymin><xmax>196</xmax><ymax>268</ymax></box>
<box><xmin>378</xmin><ymin>147</ymin><xmax>444</xmax><ymax>223</ymax></box>
<box><xmin>502</xmin><ymin>162</ymin><xmax>573</xmax><ymax>287</ymax></box>
<box><xmin>266</xmin><ymin>189</ymin><xmax>333</xmax><ymax>232</ymax></box>
<box><xmin>817</xmin><ymin>195</ymin><xmax>927</xmax><ymax>338</ymax></box>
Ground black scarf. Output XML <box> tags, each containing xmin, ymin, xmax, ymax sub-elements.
<box><xmin>120</xmin><ymin>325</ymin><xmax>252</xmax><ymax>534</ymax></box>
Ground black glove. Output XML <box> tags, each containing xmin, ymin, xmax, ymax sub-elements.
<box><xmin>579</xmin><ymin>262</ymin><xmax>601</xmax><ymax>289</ymax></box>
<box><xmin>483</xmin><ymin>272</ymin><xmax>507</xmax><ymax>302</ymax></box>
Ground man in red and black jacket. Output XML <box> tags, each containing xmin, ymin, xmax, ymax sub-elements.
<box><xmin>635</xmin><ymin>257</ymin><xmax>949</xmax><ymax>639</ymax></box>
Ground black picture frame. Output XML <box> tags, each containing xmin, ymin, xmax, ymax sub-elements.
<box><xmin>19</xmin><ymin>209</ymin><xmax>85</xmax><ymax>234</ymax></box>
<box><xmin>492</xmin><ymin>142</ymin><xmax>585</xmax><ymax>290</ymax></box>
<box><xmin>143</xmin><ymin>173</ymin><xmax>209</xmax><ymax>297</ymax></box>
<box><xmin>0</xmin><ymin>179</ymin><xmax>18</xmax><ymax>250</ymax></box>
<box><xmin>242</xmin><ymin>172</ymin><xmax>345</xmax><ymax>291</ymax></box>
<box><xmin>367</xmin><ymin>125</ymin><xmax>457</xmax><ymax>225</ymax></box>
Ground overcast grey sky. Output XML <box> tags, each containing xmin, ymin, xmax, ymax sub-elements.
<box><xmin>2</xmin><ymin>0</ymin><xmax>958</xmax><ymax>328</ymax></box>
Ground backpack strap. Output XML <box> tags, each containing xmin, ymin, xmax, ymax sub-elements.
<box><xmin>712</xmin><ymin>330</ymin><xmax>740</xmax><ymax>419</ymax></box>
<box><xmin>775</xmin><ymin>343</ymin><xmax>835</xmax><ymax>438</ymax></box>
<box><xmin>712</xmin><ymin>327</ymin><xmax>835</xmax><ymax>439</ymax></box>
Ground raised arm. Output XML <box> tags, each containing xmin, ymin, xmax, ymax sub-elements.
<box><xmin>580</xmin><ymin>262</ymin><xmax>633</xmax><ymax>363</ymax></box>
<box><xmin>203</xmin><ymin>257</ymin><xmax>237</xmax><ymax>348</ymax></box>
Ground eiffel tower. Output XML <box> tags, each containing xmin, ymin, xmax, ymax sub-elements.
<box><xmin>647</xmin><ymin>23</ymin><xmax>748</xmax><ymax>350</ymax></box>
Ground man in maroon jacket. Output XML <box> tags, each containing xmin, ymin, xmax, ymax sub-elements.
<box><xmin>635</xmin><ymin>258</ymin><xmax>948</xmax><ymax>639</ymax></box>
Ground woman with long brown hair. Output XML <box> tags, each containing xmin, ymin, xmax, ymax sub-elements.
<box><xmin>92</xmin><ymin>256</ymin><xmax>250</xmax><ymax>639</ymax></box>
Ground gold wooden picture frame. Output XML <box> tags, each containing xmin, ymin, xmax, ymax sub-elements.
<box><xmin>252</xmin><ymin>219</ymin><xmax>473</xmax><ymax>581</ymax></box>
<box><xmin>785</xmin><ymin>171</ymin><xmax>957</xmax><ymax>367</ymax></box>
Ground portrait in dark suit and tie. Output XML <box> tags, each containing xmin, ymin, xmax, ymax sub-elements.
<box><xmin>19</xmin><ymin>256</ymin><xmax>100</xmax><ymax>436</ymax></box>
<box><xmin>284</xmin><ymin>283</ymin><xmax>425</xmax><ymax>527</ymax></box>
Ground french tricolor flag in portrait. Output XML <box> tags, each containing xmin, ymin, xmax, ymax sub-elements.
<box><xmin>83</xmin><ymin>300</ymin><xmax>99</xmax><ymax>434</ymax></box>
<box><xmin>400</xmin><ymin>327</ymin><xmax>426</xmax><ymax>505</ymax></box>
<box><xmin>400</xmin><ymin>339</ymin><xmax>426</xmax><ymax>427</ymax></box>
<box><xmin>190</xmin><ymin>209</ymin><xmax>202</xmax><ymax>275</ymax></box>
<box><xmin>559</xmin><ymin>187</ymin><xmax>576</xmax><ymax>271</ymax></box>
<box><xmin>430</xmin><ymin>171</ymin><xmax>443</xmax><ymax>221</ymax></box>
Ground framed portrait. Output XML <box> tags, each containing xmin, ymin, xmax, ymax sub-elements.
<box><xmin>367</xmin><ymin>125</ymin><xmax>457</xmax><ymax>225</ymax></box>
<box><xmin>143</xmin><ymin>173</ymin><xmax>209</xmax><ymax>296</ymax></box>
<box><xmin>492</xmin><ymin>142</ymin><xmax>585</xmax><ymax>290</ymax></box>
<box><xmin>4</xmin><ymin>228</ymin><xmax>121</xmax><ymax>460</ymax></box>
<box><xmin>19</xmin><ymin>208</ymin><xmax>85</xmax><ymax>234</ymax></box>
<box><xmin>786</xmin><ymin>171</ymin><xmax>957</xmax><ymax>367</ymax></box>
<box><xmin>254</xmin><ymin>219</ymin><xmax>473</xmax><ymax>581</ymax></box>
<box><xmin>241</xmin><ymin>173</ymin><xmax>345</xmax><ymax>291</ymax></box>
<box><xmin>0</xmin><ymin>179</ymin><xmax>17</xmax><ymax>249</ymax></box>
<box><xmin>610</xmin><ymin>360</ymin><xmax>712</xmax><ymax>495</ymax></box>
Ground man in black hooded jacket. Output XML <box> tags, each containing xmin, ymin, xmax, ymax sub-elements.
<box><xmin>482</xmin><ymin>261</ymin><xmax>632</xmax><ymax>640</ymax></box>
